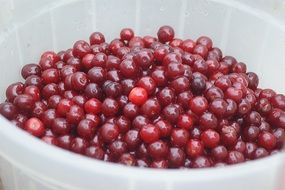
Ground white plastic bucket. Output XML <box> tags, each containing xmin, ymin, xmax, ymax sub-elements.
<box><xmin>0</xmin><ymin>0</ymin><xmax>285</xmax><ymax>189</ymax></box>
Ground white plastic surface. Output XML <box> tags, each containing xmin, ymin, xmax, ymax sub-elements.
<box><xmin>0</xmin><ymin>0</ymin><xmax>285</xmax><ymax>190</ymax></box>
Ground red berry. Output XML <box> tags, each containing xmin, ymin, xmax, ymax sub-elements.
<box><xmin>84</xmin><ymin>98</ymin><xmax>102</xmax><ymax>114</ymax></box>
<box><xmin>128</xmin><ymin>87</ymin><xmax>148</xmax><ymax>106</ymax></box>
<box><xmin>140</xmin><ymin>124</ymin><xmax>160</xmax><ymax>144</ymax></box>
<box><xmin>25</xmin><ymin>118</ymin><xmax>45</xmax><ymax>137</ymax></box>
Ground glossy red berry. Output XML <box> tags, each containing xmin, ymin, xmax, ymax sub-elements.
<box><xmin>157</xmin><ymin>25</ymin><xmax>175</xmax><ymax>43</ymax></box>
<box><xmin>140</xmin><ymin>124</ymin><xmax>160</xmax><ymax>144</ymax></box>
<box><xmin>128</xmin><ymin>87</ymin><xmax>148</xmax><ymax>106</ymax></box>
<box><xmin>24</xmin><ymin>118</ymin><xmax>45</xmax><ymax>137</ymax></box>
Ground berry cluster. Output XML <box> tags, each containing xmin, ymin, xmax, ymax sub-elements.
<box><xmin>0</xmin><ymin>26</ymin><xmax>284</xmax><ymax>169</ymax></box>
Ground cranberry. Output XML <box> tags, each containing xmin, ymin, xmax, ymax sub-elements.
<box><xmin>87</xmin><ymin>67</ymin><xmax>106</xmax><ymax>84</ymax></box>
<box><xmin>72</xmin><ymin>40</ymin><xmax>91</xmax><ymax>58</ymax></box>
<box><xmin>225</xmin><ymin>87</ymin><xmax>243</xmax><ymax>103</ymax></box>
<box><xmin>273</xmin><ymin>128</ymin><xmax>285</xmax><ymax>148</ymax></box>
<box><xmin>171</xmin><ymin>128</ymin><xmax>189</xmax><ymax>147</ymax></box>
<box><xmin>103</xmin><ymin>81</ymin><xmax>122</xmax><ymax>98</ymax></box>
<box><xmin>214</xmin><ymin>76</ymin><xmax>232</xmax><ymax>91</ymax></box>
<box><xmin>245</xmin><ymin>111</ymin><xmax>261</xmax><ymax>126</ymax></box>
<box><xmin>6</xmin><ymin>82</ymin><xmax>24</xmax><ymax>102</ymax></box>
<box><xmin>77</xmin><ymin>119</ymin><xmax>96</xmax><ymax>140</ymax></box>
<box><xmin>177</xmin><ymin>114</ymin><xmax>193</xmax><ymax>130</ymax></box>
<box><xmin>109</xmin><ymin>140</ymin><xmax>127</xmax><ymax>159</ymax></box>
<box><xmin>21</xmin><ymin>64</ymin><xmax>41</xmax><ymax>79</ymax></box>
<box><xmin>191</xmin><ymin>77</ymin><xmax>206</xmax><ymax>95</ymax></box>
<box><xmin>189</xmin><ymin>96</ymin><xmax>208</xmax><ymax>115</ymax></box>
<box><xmin>57</xmin><ymin>135</ymin><xmax>73</xmax><ymax>150</ymax></box>
<box><xmin>143</xmin><ymin>36</ymin><xmax>157</xmax><ymax>48</ymax></box>
<box><xmin>120</xmin><ymin>59</ymin><xmax>139</xmax><ymax>78</ymax></box>
<box><xmin>247</xmin><ymin>72</ymin><xmax>259</xmax><ymax>90</ymax></box>
<box><xmin>211</xmin><ymin>145</ymin><xmax>228</xmax><ymax>161</ymax></box>
<box><xmin>170</xmin><ymin>76</ymin><xmax>190</xmax><ymax>93</ymax></box>
<box><xmin>234</xmin><ymin>140</ymin><xmax>246</xmax><ymax>153</ymax></box>
<box><xmin>123</xmin><ymin>129</ymin><xmax>140</xmax><ymax>150</ymax></box>
<box><xmin>12</xmin><ymin>113</ymin><xmax>27</xmax><ymax>128</ymax></box>
<box><xmin>227</xmin><ymin>151</ymin><xmax>245</xmax><ymax>165</ymax></box>
<box><xmin>162</xmin><ymin>104</ymin><xmax>182</xmax><ymax>123</ymax></box>
<box><xmin>14</xmin><ymin>94</ymin><xmax>35</xmax><ymax>111</ymax></box>
<box><xmin>191</xmin><ymin>156</ymin><xmax>211</xmax><ymax>168</ymax></box>
<box><xmin>132</xmin><ymin>115</ymin><xmax>149</xmax><ymax>130</ymax></box>
<box><xmin>205</xmin><ymin>86</ymin><xmax>224</xmax><ymax>101</ymax></box>
<box><xmin>123</xmin><ymin>102</ymin><xmax>139</xmax><ymax>119</ymax></box>
<box><xmin>177</xmin><ymin>91</ymin><xmax>193</xmax><ymax>109</ymax></box>
<box><xmin>85</xmin><ymin>146</ymin><xmax>104</xmax><ymax>160</ymax></box>
<box><xmin>48</xmin><ymin>95</ymin><xmax>61</xmax><ymax>108</ymax></box>
<box><xmin>199</xmin><ymin>112</ymin><xmax>218</xmax><ymax>130</ymax></box>
<box><xmin>0</xmin><ymin>102</ymin><xmax>17</xmax><ymax>120</ymax></box>
<box><xmin>24</xmin><ymin>118</ymin><xmax>45</xmax><ymax>137</ymax></box>
<box><xmin>42</xmin><ymin>83</ymin><xmax>59</xmax><ymax>99</ymax></box>
<box><xmin>71</xmin><ymin>137</ymin><xmax>89</xmax><ymax>154</ymax></box>
<box><xmin>221</xmin><ymin>126</ymin><xmax>238</xmax><ymax>147</ymax></box>
<box><xmin>259</xmin><ymin>89</ymin><xmax>276</xmax><ymax>99</ymax></box>
<box><xmin>201</xmin><ymin>129</ymin><xmax>220</xmax><ymax>148</ymax></box>
<box><xmin>62</xmin><ymin>49</ymin><xmax>73</xmax><ymax>62</ymax></box>
<box><xmin>84</xmin><ymin>83</ymin><xmax>103</xmax><ymax>99</ymax></box>
<box><xmin>163</xmin><ymin>52</ymin><xmax>182</xmax><ymax>65</ymax></box>
<box><xmin>253</xmin><ymin>147</ymin><xmax>269</xmax><ymax>159</ymax></box>
<box><xmin>238</xmin><ymin>99</ymin><xmax>251</xmax><ymax>115</ymax></box>
<box><xmin>221</xmin><ymin>56</ymin><xmax>236</xmax><ymax>69</ymax></box>
<box><xmin>140</xmin><ymin>124</ymin><xmax>160</xmax><ymax>144</ymax></box>
<box><xmin>207</xmin><ymin>48</ymin><xmax>223</xmax><ymax>61</ymax></box>
<box><xmin>244</xmin><ymin>142</ymin><xmax>257</xmax><ymax>159</ymax></box>
<box><xmin>84</xmin><ymin>98</ymin><xmax>101</xmax><ymax>115</ymax></box>
<box><xmin>66</xmin><ymin>105</ymin><xmax>84</xmax><ymax>124</ymax></box>
<box><xmin>141</xmin><ymin>98</ymin><xmax>161</xmax><ymax>119</ymax></box>
<box><xmin>193</xmin><ymin>45</ymin><xmax>208</xmax><ymax>58</ymax></box>
<box><xmin>42</xmin><ymin>136</ymin><xmax>58</xmax><ymax>145</ymax></box>
<box><xmin>256</xmin><ymin>98</ymin><xmax>272</xmax><ymax>115</ymax></box>
<box><xmin>192</xmin><ymin>59</ymin><xmax>208</xmax><ymax>75</ymax></box>
<box><xmin>134</xmin><ymin>49</ymin><xmax>154</xmax><ymax>69</ymax></box>
<box><xmin>67</xmin><ymin>57</ymin><xmax>81</xmax><ymax>70</ymax></box>
<box><xmin>51</xmin><ymin>118</ymin><xmax>71</xmax><ymax>135</ymax></box>
<box><xmin>148</xmin><ymin>140</ymin><xmax>169</xmax><ymax>160</ymax></box>
<box><xmin>157</xmin><ymin>25</ymin><xmax>174</xmax><ymax>43</ymax></box>
<box><xmin>89</xmin><ymin>32</ymin><xmax>105</xmax><ymax>45</ymax></box>
<box><xmin>169</xmin><ymin>38</ymin><xmax>182</xmax><ymax>48</ymax></box>
<box><xmin>91</xmin><ymin>53</ymin><xmax>107</xmax><ymax>68</ymax></box>
<box><xmin>168</xmin><ymin>147</ymin><xmax>186</xmax><ymax>168</ymax></box>
<box><xmin>137</xmin><ymin>76</ymin><xmax>156</xmax><ymax>95</ymax></box>
<box><xmin>259</xmin><ymin>121</ymin><xmax>271</xmax><ymax>132</ymax></box>
<box><xmin>186</xmin><ymin>139</ymin><xmax>204</xmax><ymax>158</ymax></box>
<box><xmin>157</xmin><ymin>87</ymin><xmax>175</xmax><ymax>106</ymax></box>
<box><xmin>154</xmin><ymin>119</ymin><xmax>172</xmax><ymax>137</ymax></box>
<box><xmin>181</xmin><ymin>39</ymin><xmax>196</xmax><ymax>53</ymax></box>
<box><xmin>41</xmin><ymin>68</ymin><xmax>59</xmax><ymax>84</ymax></box>
<box><xmin>154</xmin><ymin>46</ymin><xmax>169</xmax><ymax>62</ymax></box>
<box><xmin>258</xmin><ymin>131</ymin><xmax>277</xmax><ymax>150</ymax></box>
<box><xmin>271</xmin><ymin>94</ymin><xmax>285</xmax><ymax>111</ymax></box>
<box><xmin>102</xmin><ymin>98</ymin><xmax>119</xmax><ymax>117</ymax></box>
<box><xmin>268</xmin><ymin>108</ymin><xmax>285</xmax><ymax>129</ymax></box>
<box><xmin>197</xmin><ymin>36</ymin><xmax>212</xmax><ymax>50</ymax></box>
<box><xmin>100</xmin><ymin>122</ymin><xmax>119</xmax><ymax>143</ymax></box>
<box><xmin>128</xmin><ymin>87</ymin><xmax>148</xmax><ymax>106</ymax></box>
<box><xmin>243</xmin><ymin>125</ymin><xmax>260</xmax><ymax>142</ymax></box>
<box><xmin>151</xmin><ymin>160</ymin><xmax>168</xmax><ymax>168</ymax></box>
<box><xmin>119</xmin><ymin>153</ymin><xmax>136</xmax><ymax>166</ymax></box>
<box><xmin>39</xmin><ymin>57</ymin><xmax>54</xmax><ymax>71</ymax></box>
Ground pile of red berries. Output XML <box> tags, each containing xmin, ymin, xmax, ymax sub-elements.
<box><xmin>0</xmin><ymin>26</ymin><xmax>284</xmax><ymax>169</ymax></box>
